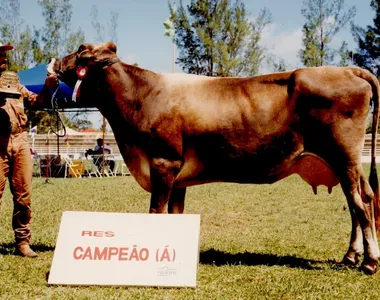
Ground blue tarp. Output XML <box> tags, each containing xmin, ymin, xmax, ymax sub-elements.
<box><xmin>18</xmin><ymin>63</ymin><xmax>73</xmax><ymax>99</ymax></box>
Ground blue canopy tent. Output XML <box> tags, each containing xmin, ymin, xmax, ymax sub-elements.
<box><xmin>18</xmin><ymin>63</ymin><xmax>73</xmax><ymax>99</ymax></box>
<box><xmin>18</xmin><ymin>63</ymin><xmax>109</xmax><ymax>177</ymax></box>
<box><xmin>18</xmin><ymin>63</ymin><xmax>98</xmax><ymax>110</ymax></box>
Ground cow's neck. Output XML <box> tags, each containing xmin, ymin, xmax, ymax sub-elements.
<box><xmin>96</xmin><ymin>62</ymin><xmax>160</xmax><ymax>141</ymax></box>
<box><xmin>116</xmin><ymin>62</ymin><xmax>157</xmax><ymax>96</ymax></box>
<box><xmin>99</xmin><ymin>62</ymin><xmax>159</xmax><ymax>115</ymax></box>
<box><xmin>93</xmin><ymin>62</ymin><xmax>159</xmax><ymax>186</ymax></box>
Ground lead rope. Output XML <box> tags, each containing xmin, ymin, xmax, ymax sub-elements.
<box><xmin>48</xmin><ymin>56</ymin><xmax>120</xmax><ymax>136</ymax></box>
<box><xmin>49</xmin><ymin>84</ymin><xmax>67</xmax><ymax>137</ymax></box>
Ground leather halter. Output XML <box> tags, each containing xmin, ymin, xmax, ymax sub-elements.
<box><xmin>71</xmin><ymin>55</ymin><xmax>120</xmax><ymax>102</ymax></box>
<box><xmin>76</xmin><ymin>49</ymin><xmax>121</xmax><ymax>68</ymax></box>
<box><xmin>50</xmin><ymin>54</ymin><xmax>120</xmax><ymax>82</ymax></box>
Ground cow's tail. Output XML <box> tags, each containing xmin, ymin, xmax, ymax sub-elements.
<box><xmin>357</xmin><ymin>67</ymin><xmax>380</xmax><ymax>231</ymax></box>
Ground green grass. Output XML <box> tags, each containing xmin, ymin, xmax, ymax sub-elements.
<box><xmin>1</xmin><ymin>166</ymin><xmax>380</xmax><ymax>299</ymax></box>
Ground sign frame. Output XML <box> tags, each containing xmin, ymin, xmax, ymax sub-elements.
<box><xmin>48</xmin><ymin>211</ymin><xmax>200</xmax><ymax>287</ymax></box>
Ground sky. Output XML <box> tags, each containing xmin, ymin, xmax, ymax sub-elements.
<box><xmin>18</xmin><ymin>0</ymin><xmax>374</xmax><ymax>128</ymax></box>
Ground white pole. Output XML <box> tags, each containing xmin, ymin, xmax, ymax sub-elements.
<box><xmin>172</xmin><ymin>41</ymin><xmax>176</xmax><ymax>73</ymax></box>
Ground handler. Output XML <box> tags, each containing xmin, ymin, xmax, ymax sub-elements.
<box><xmin>0</xmin><ymin>42</ymin><xmax>58</xmax><ymax>257</ymax></box>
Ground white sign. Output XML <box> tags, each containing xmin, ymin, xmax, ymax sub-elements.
<box><xmin>48</xmin><ymin>211</ymin><xmax>200</xmax><ymax>287</ymax></box>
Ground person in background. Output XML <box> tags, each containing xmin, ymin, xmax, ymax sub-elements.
<box><xmin>85</xmin><ymin>138</ymin><xmax>115</xmax><ymax>173</ymax></box>
<box><xmin>0</xmin><ymin>42</ymin><xmax>59</xmax><ymax>257</ymax></box>
<box><xmin>85</xmin><ymin>138</ymin><xmax>111</xmax><ymax>156</ymax></box>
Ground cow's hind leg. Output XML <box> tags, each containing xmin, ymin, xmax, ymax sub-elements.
<box><xmin>149</xmin><ymin>158</ymin><xmax>181</xmax><ymax>213</ymax></box>
<box><xmin>341</xmin><ymin>167</ymin><xmax>380</xmax><ymax>274</ymax></box>
<box><xmin>343</xmin><ymin>199</ymin><xmax>363</xmax><ymax>266</ymax></box>
<box><xmin>168</xmin><ymin>187</ymin><xmax>186</xmax><ymax>214</ymax></box>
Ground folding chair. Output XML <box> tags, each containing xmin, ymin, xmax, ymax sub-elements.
<box><xmin>62</xmin><ymin>155</ymin><xmax>82</xmax><ymax>178</ymax></box>
<box><xmin>99</xmin><ymin>164</ymin><xmax>114</xmax><ymax>177</ymax></box>
<box><xmin>104</xmin><ymin>155</ymin><xmax>117</xmax><ymax>177</ymax></box>
<box><xmin>121</xmin><ymin>163</ymin><xmax>131</xmax><ymax>176</ymax></box>
<box><xmin>90</xmin><ymin>154</ymin><xmax>116</xmax><ymax>177</ymax></box>
<box><xmin>84</xmin><ymin>156</ymin><xmax>102</xmax><ymax>178</ymax></box>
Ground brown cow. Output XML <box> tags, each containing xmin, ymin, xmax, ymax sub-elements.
<box><xmin>48</xmin><ymin>41</ymin><xmax>380</xmax><ymax>274</ymax></box>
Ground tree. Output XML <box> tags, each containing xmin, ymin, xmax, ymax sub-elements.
<box><xmin>0</xmin><ymin>0</ymin><xmax>35</xmax><ymax>71</ymax></box>
<box><xmin>0</xmin><ymin>0</ymin><xmax>89</xmax><ymax>133</ymax></box>
<box><xmin>169</xmin><ymin>0</ymin><xmax>272</xmax><ymax>77</ymax></box>
<box><xmin>90</xmin><ymin>5</ymin><xmax>119</xmax><ymax>44</ymax></box>
<box><xmin>35</xmin><ymin>0</ymin><xmax>89</xmax><ymax>133</ymax></box>
<box><xmin>299</xmin><ymin>0</ymin><xmax>356</xmax><ymax>67</ymax></box>
<box><xmin>38</xmin><ymin>0</ymin><xmax>85</xmax><ymax>60</ymax></box>
<box><xmin>351</xmin><ymin>0</ymin><xmax>380</xmax><ymax>77</ymax></box>
<box><xmin>65</xmin><ymin>28</ymin><xmax>86</xmax><ymax>54</ymax></box>
<box><xmin>89</xmin><ymin>5</ymin><xmax>120</xmax><ymax>132</ymax></box>
<box><xmin>264</xmin><ymin>54</ymin><xmax>288</xmax><ymax>73</ymax></box>
<box><xmin>338</xmin><ymin>40</ymin><xmax>351</xmax><ymax>66</ymax></box>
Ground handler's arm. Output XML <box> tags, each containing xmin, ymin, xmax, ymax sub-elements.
<box><xmin>19</xmin><ymin>74</ymin><xmax>59</xmax><ymax>108</ymax></box>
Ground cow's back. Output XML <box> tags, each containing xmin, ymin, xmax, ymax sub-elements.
<box><xmin>174</xmin><ymin>67</ymin><xmax>373</xmax><ymax>186</ymax></box>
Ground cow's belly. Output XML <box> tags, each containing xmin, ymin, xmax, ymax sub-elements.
<box><xmin>176</xmin><ymin>158</ymin><xmax>286</xmax><ymax>186</ymax></box>
<box><xmin>175</xmin><ymin>149</ymin><xmax>292</xmax><ymax>185</ymax></box>
<box><xmin>121</xmin><ymin>143</ymin><xmax>340</xmax><ymax>194</ymax></box>
<box><xmin>175</xmin><ymin>150</ymin><xmax>340</xmax><ymax>193</ymax></box>
<box><xmin>175</xmin><ymin>133</ymin><xmax>301</xmax><ymax>185</ymax></box>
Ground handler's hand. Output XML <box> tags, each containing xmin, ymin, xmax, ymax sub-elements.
<box><xmin>44</xmin><ymin>74</ymin><xmax>59</xmax><ymax>89</ymax></box>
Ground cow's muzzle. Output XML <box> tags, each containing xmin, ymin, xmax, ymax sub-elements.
<box><xmin>46</xmin><ymin>58</ymin><xmax>62</xmax><ymax>79</ymax></box>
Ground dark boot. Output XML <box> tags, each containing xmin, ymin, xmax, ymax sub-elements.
<box><xmin>16</xmin><ymin>243</ymin><xmax>38</xmax><ymax>258</ymax></box>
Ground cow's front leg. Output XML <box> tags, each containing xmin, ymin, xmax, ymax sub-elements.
<box><xmin>149</xmin><ymin>158</ymin><xmax>181</xmax><ymax>213</ymax></box>
<box><xmin>168</xmin><ymin>187</ymin><xmax>187</xmax><ymax>214</ymax></box>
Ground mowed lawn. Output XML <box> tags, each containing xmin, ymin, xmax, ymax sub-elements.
<box><xmin>1</xmin><ymin>165</ymin><xmax>380</xmax><ymax>299</ymax></box>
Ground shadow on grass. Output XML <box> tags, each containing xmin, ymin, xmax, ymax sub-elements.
<box><xmin>199</xmin><ymin>249</ymin><xmax>343</xmax><ymax>271</ymax></box>
<box><xmin>0</xmin><ymin>243</ymin><xmax>54</xmax><ymax>255</ymax></box>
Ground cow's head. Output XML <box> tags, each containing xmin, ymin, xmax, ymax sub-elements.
<box><xmin>47</xmin><ymin>41</ymin><xmax>119</xmax><ymax>107</ymax></box>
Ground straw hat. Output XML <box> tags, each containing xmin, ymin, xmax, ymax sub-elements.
<box><xmin>0</xmin><ymin>42</ymin><xmax>14</xmax><ymax>52</ymax></box>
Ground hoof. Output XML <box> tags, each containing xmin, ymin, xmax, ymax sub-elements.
<box><xmin>361</xmin><ymin>260</ymin><xmax>378</xmax><ymax>275</ymax></box>
<box><xmin>342</xmin><ymin>252</ymin><xmax>361</xmax><ymax>266</ymax></box>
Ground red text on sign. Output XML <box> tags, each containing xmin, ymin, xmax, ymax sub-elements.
<box><xmin>73</xmin><ymin>245</ymin><xmax>149</xmax><ymax>261</ymax></box>
<box><xmin>156</xmin><ymin>245</ymin><xmax>176</xmax><ymax>262</ymax></box>
<box><xmin>81</xmin><ymin>230</ymin><xmax>115</xmax><ymax>237</ymax></box>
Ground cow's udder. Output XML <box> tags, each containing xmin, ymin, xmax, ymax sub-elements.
<box><xmin>289</xmin><ymin>153</ymin><xmax>340</xmax><ymax>195</ymax></box>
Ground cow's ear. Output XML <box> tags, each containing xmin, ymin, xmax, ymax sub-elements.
<box><xmin>106</xmin><ymin>41</ymin><xmax>117</xmax><ymax>54</ymax></box>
